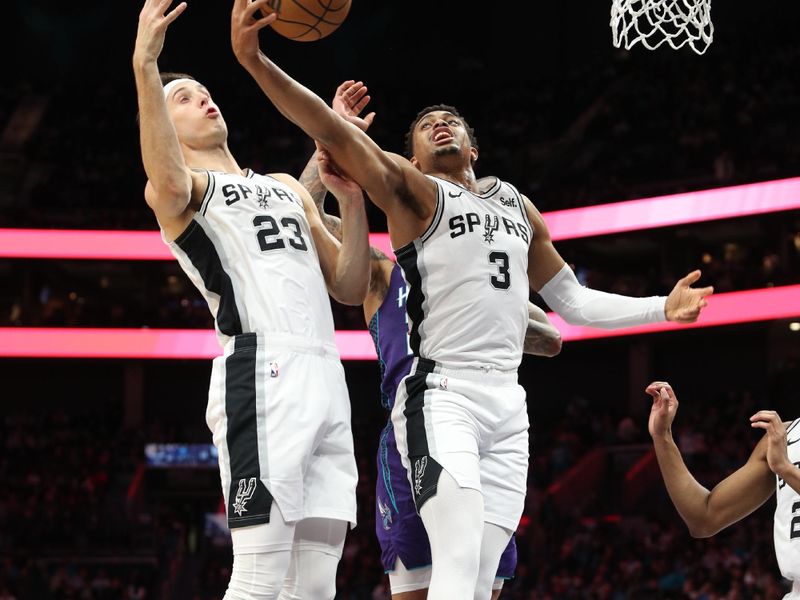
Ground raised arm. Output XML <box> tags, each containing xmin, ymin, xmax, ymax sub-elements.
<box><xmin>524</xmin><ymin>303</ymin><xmax>562</xmax><ymax>357</ymax></box>
<box><xmin>230</xmin><ymin>0</ymin><xmax>435</xmax><ymax>228</ymax></box>
<box><xmin>298</xmin><ymin>80</ymin><xmax>377</xmax><ymax>239</ymax></box>
<box><xmin>272</xmin><ymin>151</ymin><xmax>370</xmax><ymax>305</ymax></box>
<box><xmin>750</xmin><ymin>410</ymin><xmax>800</xmax><ymax>496</ymax></box>
<box><xmin>646</xmin><ymin>382</ymin><xmax>775</xmax><ymax>538</ymax></box>
<box><xmin>524</xmin><ymin>196</ymin><xmax>713</xmax><ymax>328</ymax></box>
<box><xmin>133</xmin><ymin>0</ymin><xmax>203</xmax><ymax>237</ymax></box>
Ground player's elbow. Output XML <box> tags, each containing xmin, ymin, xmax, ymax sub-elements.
<box><xmin>331</xmin><ymin>284</ymin><xmax>367</xmax><ymax>307</ymax></box>
<box><xmin>688</xmin><ymin>523</ymin><xmax>717</xmax><ymax>539</ymax></box>
<box><xmin>545</xmin><ymin>333</ymin><xmax>563</xmax><ymax>357</ymax></box>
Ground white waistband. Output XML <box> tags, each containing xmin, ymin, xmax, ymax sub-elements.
<box><xmin>414</xmin><ymin>357</ymin><xmax>518</xmax><ymax>384</ymax></box>
<box><xmin>223</xmin><ymin>332</ymin><xmax>340</xmax><ymax>361</ymax></box>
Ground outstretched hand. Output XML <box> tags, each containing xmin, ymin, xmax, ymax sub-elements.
<box><xmin>750</xmin><ymin>410</ymin><xmax>791</xmax><ymax>475</ymax></box>
<box><xmin>134</xmin><ymin>0</ymin><xmax>188</xmax><ymax>65</ymax></box>
<box><xmin>332</xmin><ymin>80</ymin><xmax>376</xmax><ymax>131</ymax></box>
<box><xmin>646</xmin><ymin>381</ymin><xmax>679</xmax><ymax>439</ymax></box>
<box><xmin>665</xmin><ymin>270</ymin><xmax>714</xmax><ymax>323</ymax></box>
<box><xmin>231</xmin><ymin>0</ymin><xmax>278</xmax><ymax>65</ymax></box>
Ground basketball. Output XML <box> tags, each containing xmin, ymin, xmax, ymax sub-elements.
<box><xmin>260</xmin><ymin>0</ymin><xmax>352</xmax><ymax>42</ymax></box>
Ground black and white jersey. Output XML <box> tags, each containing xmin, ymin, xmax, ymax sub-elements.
<box><xmin>394</xmin><ymin>175</ymin><xmax>532</xmax><ymax>371</ymax></box>
<box><xmin>776</xmin><ymin>418</ymin><xmax>800</xmax><ymax>585</ymax></box>
<box><xmin>165</xmin><ymin>169</ymin><xmax>335</xmax><ymax>347</ymax></box>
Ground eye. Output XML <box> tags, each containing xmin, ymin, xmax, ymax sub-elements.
<box><xmin>179</xmin><ymin>96</ymin><xmax>189</xmax><ymax>104</ymax></box>
<box><xmin>448</xmin><ymin>119</ymin><xmax>459</xmax><ymax>126</ymax></box>
<box><xmin>420</xmin><ymin>122</ymin><xmax>431</xmax><ymax>130</ymax></box>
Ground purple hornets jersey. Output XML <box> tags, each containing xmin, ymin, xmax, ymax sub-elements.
<box><xmin>368</xmin><ymin>264</ymin><xmax>414</xmax><ymax>410</ymax></box>
<box><xmin>370</xmin><ymin>262</ymin><xmax>517</xmax><ymax>577</ymax></box>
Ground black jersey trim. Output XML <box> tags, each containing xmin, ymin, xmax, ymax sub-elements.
<box><xmin>506</xmin><ymin>182</ymin><xmax>534</xmax><ymax>238</ymax></box>
<box><xmin>224</xmin><ymin>333</ymin><xmax>274</xmax><ymax>528</ymax></box>
<box><xmin>200</xmin><ymin>170</ymin><xmax>216</xmax><ymax>217</ymax></box>
<box><xmin>395</xmin><ymin>242</ymin><xmax>425</xmax><ymax>356</ymax></box>
<box><xmin>420</xmin><ymin>181</ymin><xmax>445</xmax><ymax>244</ymax></box>
<box><xmin>174</xmin><ymin>220</ymin><xmax>243</xmax><ymax>337</ymax></box>
<box><xmin>402</xmin><ymin>360</ymin><xmax>443</xmax><ymax>512</ymax></box>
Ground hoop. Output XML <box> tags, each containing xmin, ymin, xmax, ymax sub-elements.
<box><xmin>611</xmin><ymin>0</ymin><xmax>714</xmax><ymax>55</ymax></box>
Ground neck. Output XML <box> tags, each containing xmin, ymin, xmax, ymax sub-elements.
<box><xmin>427</xmin><ymin>165</ymin><xmax>478</xmax><ymax>193</ymax></box>
<box><xmin>182</xmin><ymin>143</ymin><xmax>244</xmax><ymax>176</ymax></box>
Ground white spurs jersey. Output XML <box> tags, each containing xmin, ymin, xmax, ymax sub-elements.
<box><xmin>776</xmin><ymin>418</ymin><xmax>800</xmax><ymax>586</ymax></box>
<box><xmin>394</xmin><ymin>175</ymin><xmax>532</xmax><ymax>371</ymax></box>
<box><xmin>165</xmin><ymin>169</ymin><xmax>336</xmax><ymax>348</ymax></box>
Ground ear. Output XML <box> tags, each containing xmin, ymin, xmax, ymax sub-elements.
<box><xmin>410</xmin><ymin>156</ymin><xmax>422</xmax><ymax>171</ymax></box>
<box><xmin>469</xmin><ymin>145</ymin><xmax>479</xmax><ymax>165</ymax></box>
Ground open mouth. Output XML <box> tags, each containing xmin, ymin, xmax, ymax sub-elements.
<box><xmin>432</xmin><ymin>127</ymin><xmax>454</xmax><ymax>145</ymax></box>
<box><xmin>206</xmin><ymin>108</ymin><xmax>219</xmax><ymax>118</ymax></box>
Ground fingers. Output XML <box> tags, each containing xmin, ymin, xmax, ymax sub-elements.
<box><xmin>353</xmin><ymin>94</ymin><xmax>371</xmax><ymax>115</ymax></box>
<box><xmin>244</xmin><ymin>0</ymin><xmax>272</xmax><ymax>20</ymax></box>
<box><xmin>251</xmin><ymin>11</ymin><xmax>278</xmax><ymax>30</ymax></box>
<box><xmin>697</xmin><ymin>285</ymin><xmax>714</xmax><ymax>298</ymax></box>
<box><xmin>163</xmin><ymin>1</ymin><xmax>188</xmax><ymax>25</ymax></box>
<box><xmin>750</xmin><ymin>410</ymin><xmax>781</xmax><ymax>424</ymax></box>
<box><xmin>363</xmin><ymin>112</ymin><xmax>376</xmax><ymax>127</ymax></box>
<box><xmin>677</xmin><ymin>269</ymin><xmax>702</xmax><ymax>288</ymax></box>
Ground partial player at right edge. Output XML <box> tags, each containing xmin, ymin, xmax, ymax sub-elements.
<box><xmin>646</xmin><ymin>382</ymin><xmax>800</xmax><ymax>599</ymax></box>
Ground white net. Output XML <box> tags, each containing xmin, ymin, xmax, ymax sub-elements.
<box><xmin>611</xmin><ymin>0</ymin><xmax>714</xmax><ymax>55</ymax></box>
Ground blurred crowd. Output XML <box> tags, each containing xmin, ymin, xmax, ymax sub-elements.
<box><xmin>0</xmin><ymin>382</ymin><xmax>792</xmax><ymax>599</ymax></box>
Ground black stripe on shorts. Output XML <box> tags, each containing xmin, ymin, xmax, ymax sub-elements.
<box><xmin>225</xmin><ymin>333</ymin><xmax>273</xmax><ymax>528</ymax></box>
<box><xmin>403</xmin><ymin>358</ymin><xmax>443</xmax><ymax>512</ymax></box>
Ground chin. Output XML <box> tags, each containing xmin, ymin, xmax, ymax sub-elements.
<box><xmin>432</xmin><ymin>145</ymin><xmax>460</xmax><ymax>158</ymax></box>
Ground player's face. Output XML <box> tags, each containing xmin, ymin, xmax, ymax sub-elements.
<box><xmin>411</xmin><ymin>110</ymin><xmax>477</xmax><ymax>173</ymax></box>
<box><xmin>167</xmin><ymin>82</ymin><xmax>228</xmax><ymax>148</ymax></box>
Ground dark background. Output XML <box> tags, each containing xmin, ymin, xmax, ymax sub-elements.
<box><xmin>1</xmin><ymin>1</ymin><xmax>799</xmax><ymax>598</ymax></box>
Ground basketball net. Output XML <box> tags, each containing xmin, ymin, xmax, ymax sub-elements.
<box><xmin>611</xmin><ymin>0</ymin><xmax>714</xmax><ymax>55</ymax></box>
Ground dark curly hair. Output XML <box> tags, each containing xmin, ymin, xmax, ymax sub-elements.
<box><xmin>403</xmin><ymin>104</ymin><xmax>479</xmax><ymax>159</ymax></box>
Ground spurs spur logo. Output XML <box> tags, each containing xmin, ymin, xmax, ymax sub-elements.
<box><xmin>413</xmin><ymin>457</ymin><xmax>428</xmax><ymax>498</ymax></box>
<box><xmin>232</xmin><ymin>477</ymin><xmax>257</xmax><ymax>516</ymax></box>
<box><xmin>483</xmin><ymin>214</ymin><xmax>499</xmax><ymax>244</ymax></box>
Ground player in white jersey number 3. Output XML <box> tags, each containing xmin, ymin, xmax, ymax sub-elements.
<box><xmin>134</xmin><ymin>2</ymin><xmax>370</xmax><ymax>599</ymax></box>
<box><xmin>230</xmin><ymin>2</ymin><xmax>714</xmax><ymax>597</ymax></box>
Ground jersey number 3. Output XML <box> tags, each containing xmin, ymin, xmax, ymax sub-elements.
<box><xmin>489</xmin><ymin>251</ymin><xmax>510</xmax><ymax>290</ymax></box>
<box><xmin>253</xmin><ymin>215</ymin><xmax>308</xmax><ymax>252</ymax></box>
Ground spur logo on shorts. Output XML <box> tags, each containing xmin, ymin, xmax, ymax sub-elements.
<box><xmin>413</xmin><ymin>456</ymin><xmax>428</xmax><ymax>498</ymax></box>
<box><xmin>232</xmin><ymin>477</ymin><xmax>257</xmax><ymax>516</ymax></box>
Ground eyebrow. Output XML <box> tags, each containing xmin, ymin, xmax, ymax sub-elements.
<box><xmin>419</xmin><ymin>112</ymin><xmax>458</xmax><ymax>126</ymax></box>
<box><xmin>171</xmin><ymin>84</ymin><xmax>209</xmax><ymax>101</ymax></box>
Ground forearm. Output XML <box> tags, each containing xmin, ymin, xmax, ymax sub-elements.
<box><xmin>298</xmin><ymin>152</ymin><xmax>342</xmax><ymax>239</ymax></box>
<box><xmin>240</xmin><ymin>53</ymin><xmax>346</xmax><ymax>148</ymax></box>
<box><xmin>776</xmin><ymin>462</ymin><xmax>800</xmax><ymax>496</ymax></box>
<box><xmin>539</xmin><ymin>264</ymin><xmax>666</xmax><ymax>329</ymax></box>
<box><xmin>331</xmin><ymin>197</ymin><xmax>370</xmax><ymax>305</ymax></box>
<box><xmin>133</xmin><ymin>59</ymin><xmax>190</xmax><ymax>196</ymax></box>
<box><xmin>652</xmin><ymin>434</ymin><xmax>716</xmax><ymax>536</ymax></box>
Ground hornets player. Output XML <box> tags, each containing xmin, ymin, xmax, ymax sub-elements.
<box><xmin>301</xmin><ymin>82</ymin><xmax>562</xmax><ymax>598</ymax></box>
<box><xmin>647</xmin><ymin>382</ymin><xmax>800</xmax><ymax>599</ymax></box>
<box><xmin>134</xmin><ymin>2</ymin><xmax>370</xmax><ymax>598</ymax></box>
<box><xmin>232</xmin><ymin>3</ymin><xmax>713</xmax><ymax>596</ymax></box>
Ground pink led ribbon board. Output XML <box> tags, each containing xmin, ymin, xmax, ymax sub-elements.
<box><xmin>1</xmin><ymin>285</ymin><xmax>798</xmax><ymax>359</ymax></box>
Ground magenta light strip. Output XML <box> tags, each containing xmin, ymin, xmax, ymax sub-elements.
<box><xmin>545</xmin><ymin>177</ymin><xmax>800</xmax><ymax>241</ymax></box>
<box><xmin>2</xmin><ymin>177</ymin><xmax>800</xmax><ymax>260</ymax></box>
<box><xmin>1</xmin><ymin>286</ymin><xmax>798</xmax><ymax>360</ymax></box>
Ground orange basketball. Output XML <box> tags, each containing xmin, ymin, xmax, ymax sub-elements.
<box><xmin>260</xmin><ymin>0</ymin><xmax>352</xmax><ymax>42</ymax></box>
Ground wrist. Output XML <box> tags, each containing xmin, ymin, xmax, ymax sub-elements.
<box><xmin>132</xmin><ymin>54</ymin><xmax>157</xmax><ymax>74</ymax></box>
<box><xmin>651</xmin><ymin>430</ymin><xmax>674</xmax><ymax>445</ymax></box>
<box><xmin>774</xmin><ymin>457</ymin><xmax>796</xmax><ymax>479</ymax></box>
<box><xmin>237</xmin><ymin>50</ymin><xmax>265</xmax><ymax>72</ymax></box>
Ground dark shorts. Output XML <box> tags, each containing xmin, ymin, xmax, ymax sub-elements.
<box><xmin>375</xmin><ymin>421</ymin><xmax>517</xmax><ymax>577</ymax></box>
